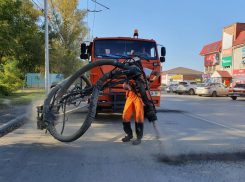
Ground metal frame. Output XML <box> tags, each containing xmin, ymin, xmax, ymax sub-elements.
<box><xmin>98</xmin><ymin>92</ymin><xmax>126</xmax><ymax>110</ymax></box>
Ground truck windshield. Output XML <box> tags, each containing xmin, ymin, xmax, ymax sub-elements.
<box><xmin>94</xmin><ymin>40</ymin><xmax>157</xmax><ymax>60</ymax></box>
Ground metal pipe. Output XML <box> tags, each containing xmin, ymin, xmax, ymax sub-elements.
<box><xmin>44</xmin><ymin>0</ymin><xmax>50</xmax><ymax>95</ymax></box>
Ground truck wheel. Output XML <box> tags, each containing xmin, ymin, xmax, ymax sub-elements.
<box><xmin>178</xmin><ymin>93</ymin><xmax>182</xmax><ymax>95</ymax></box>
<box><xmin>231</xmin><ymin>96</ymin><xmax>237</xmax><ymax>100</ymax></box>
<box><xmin>189</xmin><ymin>89</ymin><xmax>195</xmax><ymax>95</ymax></box>
<box><xmin>212</xmin><ymin>91</ymin><xmax>217</xmax><ymax>97</ymax></box>
<box><xmin>198</xmin><ymin>95</ymin><xmax>202</xmax><ymax>96</ymax></box>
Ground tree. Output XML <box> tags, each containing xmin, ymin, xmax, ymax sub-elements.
<box><xmin>0</xmin><ymin>0</ymin><xmax>44</xmax><ymax>94</ymax></box>
<box><xmin>0</xmin><ymin>0</ymin><xmax>22</xmax><ymax>61</ymax></box>
<box><xmin>0</xmin><ymin>0</ymin><xmax>44</xmax><ymax>72</ymax></box>
<box><xmin>48</xmin><ymin>0</ymin><xmax>89</xmax><ymax>77</ymax></box>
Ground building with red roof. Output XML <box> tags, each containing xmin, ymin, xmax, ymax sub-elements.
<box><xmin>200</xmin><ymin>22</ymin><xmax>245</xmax><ymax>86</ymax></box>
<box><xmin>199</xmin><ymin>41</ymin><xmax>222</xmax><ymax>56</ymax></box>
<box><xmin>233</xmin><ymin>30</ymin><xmax>245</xmax><ymax>47</ymax></box>
<box><xmin>232</xmin><ymin>30</ymin><xmax>245</xmax><ymax>85</ymax></box>
<box><xmin>199</xmin><ymin>41</ymin><xmax>222</xmax><ymax>83</ymax></box>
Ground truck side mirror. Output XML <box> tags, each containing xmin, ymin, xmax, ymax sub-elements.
<box><xmin>80</xmin><ymin>54</ymin><xmax>88</xmax><ymax>59</ymax></box>
<box><xmin>161</xmin><ymin>47</ymin><xmax>166</xmax><ymax>57</ymax></box>
<box><xmin>160</xmin><ymin>56</ymin><xmax>165</xmax><ymax>63</ymax></box>
<box><xmin>80</xmin><ymin>43</ymin><xmax>88</xmax><ymax>59</ymax></box>
<box><xmin>81</xmin><ymin>43</ymin><xmax>87</xmax><ymax>54</ymax></box>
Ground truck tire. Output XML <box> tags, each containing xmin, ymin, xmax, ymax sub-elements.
<box><xmin>231</xmin><ymin>96</ymin><xmax>237</xmax><ymax>100</ymax></box>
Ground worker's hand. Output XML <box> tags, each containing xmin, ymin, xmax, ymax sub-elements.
<box><xmin>146</xmin><ymin>110</ymin><xmax>157</xmax><ymax>122</ymax></box>
<box><xmin>123</xmin><ymin>83</ymin><xmax>131</xmax><ymax>90</ymax></box>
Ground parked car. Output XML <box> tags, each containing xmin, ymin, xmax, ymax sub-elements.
<box><xmin>196</xmin><ymin>83</ymin><xmax>229</xmax><ymax>97</ymax></box>
<box><xmin>228</xmin><ymin>83</ymin><xmax>245</xmax><ymax>100</ymax></box>
<box><xmin>172</xmin><ymin>84</ymin><xmax>179</xmax><ymax>93</ymax></box>
<box><xmin>159</xmin><ymin>84</ymin><xmax>167</xmax><ymax>91</ymax></box>
<box><xmin>166</xmin><ymin>84</ymin><xmax>178</xmax><ymax>93</ymax></box>
<box><xmin>176</xmin><ymin>81</ymin><xmax>197</xmax><ymax>95</ymax></box>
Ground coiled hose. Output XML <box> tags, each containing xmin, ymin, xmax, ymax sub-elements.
<box><xmin>43</xmin><ymin>60</ymin><xmax>117</xmax><ymax>142</ymax></box>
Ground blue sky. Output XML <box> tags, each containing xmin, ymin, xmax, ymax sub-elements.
<box><xmin>79</xmin><ymin>0</ymin><xmax>245</xmax><ymax>72</ymax></box>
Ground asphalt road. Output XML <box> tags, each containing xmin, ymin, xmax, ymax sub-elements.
<box><xmin>0</xmin><ymin>92</ymin><xmax>245</xmax><ymax>182</ymax></box>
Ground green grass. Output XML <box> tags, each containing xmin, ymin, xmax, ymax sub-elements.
<box><xmin>0</xmin><ymin>88</ymin><xmax>45</xmax><ymax>107</ymax></box>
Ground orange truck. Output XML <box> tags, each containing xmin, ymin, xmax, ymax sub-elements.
<box><xmin>81</xmin><ymin>30</ymin><xmax>166</xmax><ymax>111</ymax></box>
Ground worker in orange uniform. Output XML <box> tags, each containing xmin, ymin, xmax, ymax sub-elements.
<box><xmin>122</xmin><ymin>68</ymin><xmax>160</xmax><ymax>145</ymax></box>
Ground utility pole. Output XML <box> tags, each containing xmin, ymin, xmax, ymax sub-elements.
<box><xmin>44</xmin><ymin>0</ymin><xmax>50</xmax><ymax>95</ymax></box>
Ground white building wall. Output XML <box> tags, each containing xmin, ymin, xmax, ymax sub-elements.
<box><xmin>233</xmin><ymin>45</ymin><xmax>245</xmax><ymax>70</ymax></box>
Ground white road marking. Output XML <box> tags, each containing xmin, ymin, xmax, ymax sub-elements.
<box><xmin>160</xmin><ymin>106</ymin><xmax>245</xmax><ymax>134</ymax></box>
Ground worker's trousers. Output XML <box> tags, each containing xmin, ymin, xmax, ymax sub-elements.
<box><xmin>122</xmin><ymin>90</ymin><xmax>144</xmax><ymax>122</ymax></box>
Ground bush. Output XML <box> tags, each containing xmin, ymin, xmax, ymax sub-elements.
<box><xmin>0</xmin><ymin>59</ymin><xmax>25</xmax><ymax>96</ymax></box>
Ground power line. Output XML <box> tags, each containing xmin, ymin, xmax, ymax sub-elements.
<box><xmin>36</xmin><ymin>0</ymin><xmax>44</xmax><ymax>9</ymax></box>
<box><xmin>48</xmin><ymin>0</ymin><xmax>65</xmax><ymax>43</ymax></box>
<box><xmin>87</xmin><ymin>10</ymin><xmax>102</xmax><ymax>12</ymax></box>
<box><xmin>91</xmin><ymin>0</ymin><xmax>109</xmax><ymax>9</ymax></box>
<box><xmin>30</xmin><ymin>0</ymin><xmax>44</xmax><ymax>13</ymax></box>
<box><xmin>89</xmin><ymin>0</ymin><xmax>109</xmax><ymax>41</ymax></box>
<box><xmin>87</xmin><ymin>0</ymin><xmax>89</xmax><ymax>42</ymax></box>
<box><xmin>91</xmin><ymin>0</ymin><xmax>96</xmax><ymax>41</ymax></box>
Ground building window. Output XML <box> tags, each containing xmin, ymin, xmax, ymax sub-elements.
<box><xmin>213</xmin><ymin>43</ymin><xmax>219</xmax><ymax>50</ymax></box>
<box><xmin>213</xmin><ymin>65</ymin><xmax>216</xmax><ymax>72</ymax></box>
<box><xmin>224</xmin><ymin>66</ymin><xmax>230</xmax><ymax>68</ymax></box>
<box><xmin>207</xmin><ymin>45</ymin><xmax>212</xmax><ymax>52</ymax></box>
<box><xmin>205</xmin><ymin>67</ymin><xmax>208</xmax><ymax>72</ymax></box>
<box><xmin>209</xmin><ymin>66</ymin><xmax>212</xmax><ymax>72</ymax></box>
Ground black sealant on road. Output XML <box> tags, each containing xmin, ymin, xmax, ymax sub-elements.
<box><xmin>152</xmin><ymin>114</ymin><xmax>245</xmax><ymax>165</ymax></box>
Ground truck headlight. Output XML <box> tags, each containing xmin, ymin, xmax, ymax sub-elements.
<box><xmin>150</xmin><ymin>91</ymin><xmax>161</xmax><ymax>96</ymax></box>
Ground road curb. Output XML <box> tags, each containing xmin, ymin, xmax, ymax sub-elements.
<box><xmin>0</xmin><ymin>113</ymin><xmax>29</xmax><ymax>135</ymax></box>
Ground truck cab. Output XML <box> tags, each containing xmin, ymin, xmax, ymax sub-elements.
<box><xmin>81</xmin><ymin>32</ymin><xmax>166</xmax><ymax>111</ymax></box>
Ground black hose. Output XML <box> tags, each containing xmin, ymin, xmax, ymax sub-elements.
<box><xmin>47</xmin><ymin>72</ymin><xmax>111</xmax><ymax>142</ymax></box>
<box><xmin>43</xmin><ymin>60</ymin><xmax>117</xmax><ymax>142</ymax></box>
<box><xmin>43</xmin><ymin>59</ymin><xmax>156</xmax><ymax>142</ymax></box>
<box><xmin>56</xmin><ymin>60</ymin><xmax>117</xmax><ymax>102</ymax></box>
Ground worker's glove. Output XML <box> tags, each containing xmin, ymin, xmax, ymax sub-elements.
<box><xmin>146</xmin><ymin>110</ymin><xmax>157</xmax><ymax>122</ymax></box>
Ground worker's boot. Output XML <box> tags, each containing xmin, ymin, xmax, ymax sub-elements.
<box><xmin>122</xmin><ymin>122</ymin><xmax>133</xmax><ymax>142</ymax></box>
<box><xmin>132</xmin><ymin>122</ymin><xmax>144</xmax><ymax>145</ymax></box>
